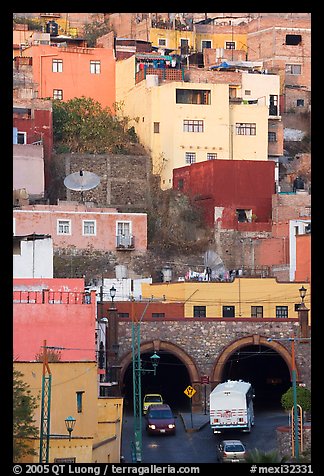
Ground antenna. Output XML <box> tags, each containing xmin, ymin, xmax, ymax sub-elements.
<box><xmin>64</xmin><ymin>170</ymin><xmax>100</xmax><ymax>202</ymax></box>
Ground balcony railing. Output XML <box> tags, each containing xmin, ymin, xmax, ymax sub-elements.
<box><xmin>13</xmin><ymin>290</ymin><xmax>93</xmax><ymax>304</ymax></box>
<box><xmin>116</xmin><ymin>234</ymin><xmax>134</xmax><ymax>250</ymax></box>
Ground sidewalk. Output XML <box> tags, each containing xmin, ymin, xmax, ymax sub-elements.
<box><xmin>179</xmin><ymin>412</ymin><xmax>210</xmax><ymax>432</ymax></box>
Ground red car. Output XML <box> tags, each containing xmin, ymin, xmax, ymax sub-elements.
<box><xmin>145</xmin><ymin>404</ymin><xmax>176</xmax><ymax>435</ymax></box>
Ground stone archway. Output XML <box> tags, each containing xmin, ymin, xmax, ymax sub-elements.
<box><xmin>211</xmin><ymin>334</ymin><xmax>299</xmax><ymax>387</ymax></box>
<box><xmin>119</xmin><ymin>339</ymin><xmax>200</xmax><ymax>384</ymax></box>
<box><xmin>119</xmin><ymin>339</ymin><xmax>202</xmax><ymax>410</ymax></box>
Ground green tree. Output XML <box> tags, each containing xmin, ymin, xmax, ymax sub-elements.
<box><xmin>13</xmin><ymin>368</ymin><xmax>39</xmax><ymax>462</ymax></box>
<box><xmin>281</xmin><ymin>386</ymin><xmax>311</xmax><ymax>412</ymax></box>
<box><xmin>53</xmin><ymin>97</ymin><xmax>137</xmax><ymax>154</ymax></box>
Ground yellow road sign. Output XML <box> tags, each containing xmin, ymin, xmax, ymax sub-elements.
<box><xmin>184</xmin><ymin>385</ymin><xmax>196</xmax><ymax>398</ymax></box>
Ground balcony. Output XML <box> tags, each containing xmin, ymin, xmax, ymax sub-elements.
<box><xmin>116</xmin><ymin>234</ymin><xmax>135</xmax><ymax>250</ymax></box>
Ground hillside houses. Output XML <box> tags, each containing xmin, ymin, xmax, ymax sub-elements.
<box><xmin>12</xmin><ymin>13</ymin><xmax>311</xmax><ymax>464</ymax></box>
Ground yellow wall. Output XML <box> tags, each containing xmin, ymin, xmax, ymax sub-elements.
<box><xmin>14</xmin><ymin>362</ymin><xmax>123</xmax><ymax>463</ymax></box>
<box><xmin>149</xmin><ymin>28</ymin><xmax>248</xmax><ymax>55</ymax></box>
<box><xmin>141</xmin><ymin>278</ymin><xmax>311</xmax><ymax>319</ymax></box>
<box><xmin>115</xmin><ymin>67</ymin><xmax>269</xmax><ymax>189</ymax></box>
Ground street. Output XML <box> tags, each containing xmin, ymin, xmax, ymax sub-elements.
<box><xmin>121</xmin><ymin>408</ymin><xmax>288</xmax><ymax>463</ymax></box>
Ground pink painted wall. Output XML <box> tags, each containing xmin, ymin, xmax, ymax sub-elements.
<box><xmin>13</xmin><ymin>278</ymin><xmax>96</xmax><ymax>362</ymax></box>
<box><xmin>13</xmin><ymin>204</ymin><xmax>147</xmax><ymax>251</ymax></box>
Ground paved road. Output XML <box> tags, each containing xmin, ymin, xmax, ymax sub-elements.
<box><xmin>121</xmin><ymin>408</ymin><xmax>288</xmax><ymax>463</ymax></box>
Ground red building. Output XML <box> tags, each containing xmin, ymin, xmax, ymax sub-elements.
<box><xmin>13</xmin><ymin>97</ymin><xmax>53</xmax><ymax>191</ymax></box>
<box><xmin>173</xmin><ymin>159</ymin><xmax>275</xmax><ymax>229</ymax></box>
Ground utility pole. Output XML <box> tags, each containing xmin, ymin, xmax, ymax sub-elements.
<box><xmin>39</xmin><ymin>340</ymin><xmax>52</xmax><ymax>463</ymax></box>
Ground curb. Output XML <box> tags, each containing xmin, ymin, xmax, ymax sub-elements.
<box><xmin>179</xmin><ymin>413</ymin><xmax>210</xmax><ymax>432</ymax></box>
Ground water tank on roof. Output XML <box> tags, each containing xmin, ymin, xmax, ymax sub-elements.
<box><xmin>115</xmin><ymin>265</ymin><xmax>128</xmax><ymax>279</ymax></box>
<box><xmin>46</xmin><ymin>21</ymin><xmax>59</xmax><ymax>37</ymax></box>
<box><xmin>146</xmin><ymin>74</ymin><xmax>159</xmax><ymax>88</ymax></box>
<box><xmin>161</xmin><ymin>266</ymin><xmax>172</xmax><ymax>283</ymax></box>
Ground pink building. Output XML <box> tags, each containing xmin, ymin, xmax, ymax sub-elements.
<box><xmin>13</xmin><ymin>278</ymin><xmax>96</xmax><ymax>361</ymax></box>
<box><xmin>13</xmin><ymin>203</ymin><xmax>147</xmax><ymax>252</ymax></box>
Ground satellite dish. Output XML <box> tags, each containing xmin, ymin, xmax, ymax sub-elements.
<box><xmin>64</xmin><ymin>170</ymin><xmax>100</xmax><ymax>202</ymax></box>
<box><xmin>204</xmin><ymin>249</ymin><xmax>226</xmax><ymax>279</ymax></box>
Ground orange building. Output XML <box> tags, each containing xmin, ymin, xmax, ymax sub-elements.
<box><xmin>295</xmin><ymin>233</ymin><xmax>311</xmax><ymax>282</ymax></box>
<box><xmin>21</xmin><ymin>44</ymin><xmax>116</xmax><ymax>110</ymax></box>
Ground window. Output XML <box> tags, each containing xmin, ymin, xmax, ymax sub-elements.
<box><xmin>201</xmin><ymin>40</ymin><xmax>212</xmax><ymax>49</ymax></box>
<box><xmin>154</xmin><ymin>122</ymin><xmax>160</xmax><ymax>133</ymax></box>
<box><xmin>225</xmin><ymin>41</ymin><xmax>235</xmax><ymax>49</ymax></box>
<box><xmin>236</xmin><ymin>123</ymin><xmax>256</xmax><ymax>135</ymax></box>
<box><xmin>76</xmin><ymin>391</ymin><xmax>84</xmax><ymax>413</ymax></box>
<box><xmin>297</xmin><ymin>99</ymin><xmax>305</xmax><ymax>107</ymax></box>
<box><xmin>251</xmin><ymin>306</ymin><xmax>263</xmax><ymax>318</ymax></box>
<box><xmin>57</xmin><ymin>219</ymin><xmax>71</xmax><ymax>235</ymax></box>
<box><xmin>82</xmin><ymin>220</ymin><xmax>96</xmax><ymax>236</ymax></box>
<box><xmin>180</xmin><ymin>38</ymin><xmax>189</xmax><ymax>55</ymax></box>
<box><xmin>176</xmin><ymin>89</ymin><xmax>211</xmax><ymax>105</ymax></box>
<box><xmin>236</xmin><ymin>208</ymin><xmax>252</xmax><ymax>222</ymax></box>
<box><xmin>158</xmin><ymin>38</ymin><xmax>166</xmax><ymax>46</ymax></box>
<box><xmin>207</xmin><ymin>153</ymin><xmax>217</xmax><ymax>160</ymax></box>
<box><xmin>117</xmin><ymin>221</ymin><xmax>131</xmax><ymax>237</ymax></box>
<box><xmin>53</xmin><ymin>89</ymin><xmax>63</xmax><ymax>100</ymax></box>
<box><xmin>17</xmin><ymin>131</ymin><xmax>27</xmax><ymax>144</ymax></box>
<box><xmin>222</xmin><ymin>306</ymin><xmax>235</xmax><ymax>318</ymax></box>
<box><xmin>90</xmin><ymin>60</ymin><xmax>101</xmax><ymax>74</ymax></box>
<box><xmin>118</xmin><ymin>312</ymin><xmax>129</xmax><ymax>318</ymax></box>
<box><xmin>245</xmin><ymin>90</ymin><xmax>251</xmax><ymax>95</ymax></box>
<box><xmin>152</xmin><ymin>312</ymin><xmax>165</xmax><ymax>318</ymax></box>
<box><xmin>52</xmin><ymin>59</ymin><xmax>63</xmax><ymax>72</ymax></box>
<box><xmin>268</xmin><ymin>132</ymin><xmax>277</xmax><ymax>142</ymax></box>
<box><xmin>185</xmin><ymin>152</ymin><xmax>196</xmax><ymax>164</ymax></box>
<box><xmin>285</xmin><ymin>34</ymin><xmax>302</xmax><ymax>45</ymax></box>
<box><xmin>285</xmin><ymin>64</ymin><xmax>301</xmax><ymax>75</ymax></box>
<box><xmin>194</xmin><ymin>306</ymin><xmax>206</xmax><ymax>318</ymax></box>
<box><xmin>276</xmin><ymin>306</ymin><xmax>288</xmax><ymax>318</ymax></box>
<box><xmin>183</xmin><ymin>119</ymin><xmax>204</xmax><ymax>132</ymax></box>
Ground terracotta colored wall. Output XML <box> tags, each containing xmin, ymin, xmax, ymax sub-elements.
<box><xmin>173</xmin><ymin>159</ymin><xmax>275</xmax><ymax>228</ymax></box>
<box><xmin>23</xmin><ymin>45</ymin><xmax>116</xmax><ymax>110</ymax></box>
<box><xmin>295</xmin><ymin>234</ymin><xmax>311</xmax><ymax>282</ymax></box>
<box><xmin>101</xmin><ymin>301</ymin><xmax>184</xmax><ymax>320</ymax></box>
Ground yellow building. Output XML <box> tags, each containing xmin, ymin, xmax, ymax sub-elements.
<box><xmin>149</xmin><ymin>26</ymin><xmax>248</xmax><ymax>56</ymax></box>
<box><xmin>14</xmin><ymin>362</ymin><xmax>123</xmax><ymax>463</ymax></box>
<box><xmin>116</xmin><ymin>56</ymin><xmax>269</xmax><ymax>189</ymax></box>
<box><xmin>141</xmin><ymin>278</ymin><xmax>311</xmax><ymax>321</ymax></box>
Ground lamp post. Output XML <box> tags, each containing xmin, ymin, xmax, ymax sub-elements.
<box><xmin>65</xmin><ymin>416</ymin><xmax>76</xmax><ymax>441</ymax></box>
<box><xmin>267</xmin><ymin>286</ymin><xmax>310</xmax><ymax>460</ymax></box>
<box><xmin>131</xmin><ymin>298</ymin><xmax>160</xmax><ymax>463</ymax></box>
<box><xmin>107</xmin><ymin>285</ymin><xmax>119</xmax><ymax>391</ymax></box>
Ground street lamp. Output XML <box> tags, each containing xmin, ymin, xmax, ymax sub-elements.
<box><xmin>131</xmin><ymin>299</ymin><xmax>160</xmax><ymax>463</ymax></box>
<box><xmin>110</xmin><ymin>285</ymin><xmax>116</xmax><ymax>307</ymax></box>
<box><xmin>299</xmin><ymin>286</ymin><xmax>307</xmax><ymax>304</ymax></box>
<box><xmin>65</xmin><ymin>416</ymin><xmax>76</xmax><ymax>441</ymax></box>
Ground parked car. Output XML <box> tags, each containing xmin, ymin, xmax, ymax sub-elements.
<box><xmin>145</xmin><ymin>404</ymin><xmax>176</xmax><ymax>435</ymax></box>
<box><xmin>143</xmin><ymin>393</ymin><xmax>163</xmax><ymax>415</ymax></box>
<box><xmin>217</xmin><ymin>439</ymin><xmax>246</xmax><ymax>463</ymax></box>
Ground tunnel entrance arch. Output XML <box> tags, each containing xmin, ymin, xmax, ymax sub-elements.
<box><xmin>211</xmin><ymin>335</ymin><xmax>299</xmax><ymax>409</ymax></box>
<box><xmin>119</xmin><ymin>339</ymin><xmax>201</xmax><ymax>412</ymax></box>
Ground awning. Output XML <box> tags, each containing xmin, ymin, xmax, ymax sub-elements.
<box><xmin>135</xmin><ymin>53</ymin><xmax>173</xmax><ymax>61</ymax></box>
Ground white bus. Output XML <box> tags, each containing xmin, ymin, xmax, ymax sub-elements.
<box><xmin>210</xmin><ymin>380</ymin><xmax>255</xmax><ymax>433</ymax></box>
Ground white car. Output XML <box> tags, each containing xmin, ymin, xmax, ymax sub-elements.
<box><xmin>217</xmin><ymin>439</ymin><xmax>246</xmax><ymax>463</ymax></box>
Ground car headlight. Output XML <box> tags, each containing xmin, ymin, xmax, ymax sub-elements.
<box><xmin>148</xmin><ymin>424</ymin><xmax>156</xmax><ymax>430</ymax></box>
<box><xmin>168</xmin><ymin>424</ymin><xmax>175</xmax><ymax>429</ymax></box>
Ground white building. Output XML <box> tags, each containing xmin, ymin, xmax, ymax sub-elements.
<box><xmin>13</xmin><ymin>233</ymin><xmax>53</xmax><ymax>278</ymax></box>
